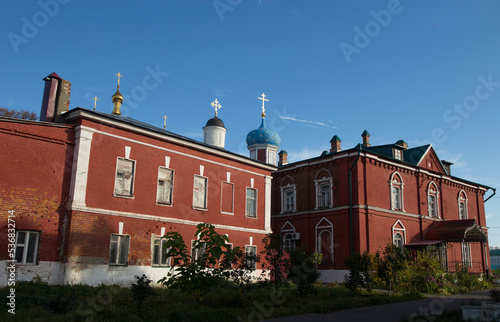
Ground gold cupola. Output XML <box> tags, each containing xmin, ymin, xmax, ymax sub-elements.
<box><xmin>112</xmin><ymin>73</ymin><xmax>124</xmax><ymax>115</ymax></box>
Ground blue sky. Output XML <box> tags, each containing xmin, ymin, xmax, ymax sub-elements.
<box><xmin>2</xmin><ymin>0</ymin><xmax>500</xmax><ymax>245</ymax></box>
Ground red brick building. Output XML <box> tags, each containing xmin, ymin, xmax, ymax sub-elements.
<box><xmin>0</xmin><ymin>74</ymin><xmax>277</xmax><ymax>286</ymax></box>
<box><xmin>272</xmin><ymin>131</ymin><xmax>494</xmax><ymax>282</ymax></box>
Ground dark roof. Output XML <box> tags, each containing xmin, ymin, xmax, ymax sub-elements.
<box><xmin>425</xmin><ymin>219</ymin><xmax>487</xmax><ymax>242</ymax></box>
<box><xmin>330</xmin><ymin>135</ymin><xmax>341</xmax><ymax>142</ymax></box>
<box><xmin>205</xmin><ymin>116</ymin><xmax>225</xmax><ymax>128</ymax></box>
<box><xmin>43</xmin><ymin>72</ymin><xmax>61</xmax><ymax>80</ymax></box>
<box><xmin>362</xmin><ymin>130</ymin><xmax>370</xmax><ymax>136</ymax></box>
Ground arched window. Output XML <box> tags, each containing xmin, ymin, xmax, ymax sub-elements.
<box><xmin>389</xmin><ymin>172</ymin><xmax>404</xmax><ymax>211</ymax></box>
<box><xmin>393</xmin><ymin>232</ymin><xmax>404</xmax><ymax>249</ymax></box>
<box><xmin>280</xmin><ymin>176</ymin><xmax>296</xmax><ymax>213</ymax></box>
<box><xmin>315</xmin><ymin>217</ymin><xmax>334</xmax><ymax>266</ymax></box>
<box><xmin>314</xmin><ymin>169</ymin><xmax>333</xmax><ymax>210</ymax></box>
<box><xmin>281</xmin><ymin>221</ymin><xmax>298</xmax><ymax>250</ymax></box>
<box><xmin>458</xmin><ymin>190</ymin><xmax>468</xmax><ymax>220</ymax></box>
<box><xmin>392</xmin><ymin>219</ymin><xmax>406</xmax><ymax>248</ymax></box>
<box><xmin>427</xmin><ymin>182</ymin><xmax>439</xmax><ymax>218</ymax></box>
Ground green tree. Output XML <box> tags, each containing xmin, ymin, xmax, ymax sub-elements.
<box><xmin>344</xmin><ymin>251</ymin><xmax>375</xmax><ymax>293</ymax></box>
<box><xmin>287</xmin><ymin>248</ymin><xmax>320</xmax><ymax>295</ymax></box>
<box><xmin>261</xmin><ymin>234</ymin><xmax>289</xmax><ymax>295</ymax></box>
<box><xmin>376</xmin><ymin>244</ymin><xmax>408</xmax><ymax>295</ymax></box>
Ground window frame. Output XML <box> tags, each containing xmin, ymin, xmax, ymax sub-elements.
<box><xmin>314</xmin><ymin>177</ymin><xmax>333</xmax><ymax>210</ymax></box>
<box><xmin>191</xmin><ymin>240</ymin><xmax>206</xmax><ymax>263</ymax></box>
<box><xmin>461</xmin><ymin>242</ymin><xmax>471</xmax><ymax>267</ymax></box>
<box><xmin>15</xmin><ymin>230</ymin><xmax>40</xmax><ymax>265</ymax></box>
<box><xmin>245</xmin><ymin>187</ymin><xmax>258</xmax><ymax>218</ymax></box>
<box><xmin>458</xmin><ymin>190</ymin><xmax>468</xmax><ymax>220</ymax></box>
<box><xmin>283</xmin><ymin>233</ymin><xmax>296</xmax><ymax>250</ymax></box>
<box><xmin>220</xmin><ymin>181</ymin><xmax>235</xmax><ymax>215</ymax></box>
<box><xmin>114</xmin><ymin>157</ymin><xmax>136</xmax><ymax>198</ymax></box>
<box><xmin>393</xmin><ymin>232</ymin><xmax>404</xmax><ymax>249</ymax></box>
<box><xmin>280</xmin><ymin>184</ymin><xmax>296</xmax><ymax>213</ymax></box>
<box><xmin>245</xmin><ymin>245</ymin><xmax>257</xmax><ymax>269</ymax></box>
<box><xmin>427</xmin><ymin>182</ymin><xmax>440</xmax><ymax>218</ymax></box>
<box><xmin>151</xmin><ymin>235</ymin><xmax>170</xmax><ymax>267</ymax></box>
<box><xmin>389</xmin><ymin>172</ymin><xmax>404</xmax><ymax>211</ymax></box>
<box><xmin>109</xmin><ymin>234</ymin><xmax>130</xmax><ymax>266</ymax></box>
<box><xmin>192</xmin><ymin>175</ymin><xmax>208</xmax><ymax>210</ymax></box>
<box><xmin>156</xmin><ymin>167</ymin><xmax>174</xmax><ymax>206</ymax></box>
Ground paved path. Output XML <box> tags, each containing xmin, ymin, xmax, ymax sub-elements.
<box><xmin>266</xmin><ymin>290</ymin><xmax>494</xmax><ymax>322</ymax></box>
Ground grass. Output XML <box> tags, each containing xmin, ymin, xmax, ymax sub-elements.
<box><xmin>0</xmin><ymin>281</ymin><xmax>424</xmax><ymax>322</ymax></box>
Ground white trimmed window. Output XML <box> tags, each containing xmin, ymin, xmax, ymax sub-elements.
<box><xmin>245</xmin><ymin>245</ymin><xmax>257</xmax><ymax>269</ymax></box>
<box><xmin>314</xmin><ymin>174</ymin><xmax>333</xmax><ymax>210</ymax></box>
<box><xmin>428</xmin><ymin>182</ymin><xmax>439</xmax><ymax>218</ymax></box>
<box><xmin>109</xmin><ymin>234</ymin><xmax>130</xmax><ymax>265</ymax></box>
<box><xmin>246</xmin><ymin>187</ymin><xmax>257</xmax><ymax>218</ymax></box>
<box><xmin>152</xmin><ymin>236</ymin><xmax>170</xmax><ymax>267</ymax></box>
<box><xmin>393</xmin><ymin>232</ymin><xmax>404</xmax><ymax>248</ymax></box>
<box><xmin>390</xmin><ymin>172</ymin><xmax>404</xmax><ymax>211</ymax></box>
<box><xmin>393</xmin><ymin>148</ymin><xmax>402</xmax><ymax>160</ymax></box>
<box><xmin>283</xmin><ymin>233</ymin><xmax>296</xmax><ymax>250</ymax></box>
<box><xmin>15</xmin><ymin>231</ymin><xmax>40</xmax><ymax>264</ymax></box>
<box><xmin>193</xmin><ymin>175</ymin><xmax>208</xmax><ymax>209</ymax></box>
<box><xmin>280</xmin><ymin>184</ymin><xmax>296</xmax><ymax>213</ymax></box>
<box><xmin>114</xmin><ymin>158</ymin><xmax>135</xmax><ymax>197</ymax></box>
<box><xmin>157</xmin><ymin>167</ymin><xmax>174</xmax><ymax>205</ymax></box>
<box><xmin>267</xmin><ymin>150</ymin><xmax>276</xmax><ymax>165</ymax></box>
<box><xmin>459</xmin><ymin>191</ymin><xmax>468</xmax><ymax>220</ymax></box>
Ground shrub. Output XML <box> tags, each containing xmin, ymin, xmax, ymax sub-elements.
<box><xmin>131</xmin><ymin>274</ymin><xmax>153</xmax><ymax>309</ymax></box>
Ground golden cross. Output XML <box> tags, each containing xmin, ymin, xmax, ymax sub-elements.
<box><xmin>163</xmin><ymin>115</ymin><xmax>168</xmax><ymax>129</ymax></box>
<box><xmin>211</xmin><ymin>98</ymin><xmax>221</xmax><ymax>117</ymax></box>
<box><xmin>115</xmin><ymin>72</ymin><xmax>123</xmax><ymax>86</ymax></box>
<box><xmin>258</xmin><ymin>93</ymin><xmax>269</xmax><ymax>114</ymax></box>
<box><xmin>92</xmin><ymin>96</ymin><xmax>99</xmax><ymax>111</ymax></box>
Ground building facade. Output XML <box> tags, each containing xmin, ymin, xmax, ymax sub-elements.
<box><xmin>272</xmin><ymin>132</ymin><xmax>493</xmax><ymax>282</ymax></box>
<box><xmin>0</xmin><ymin>74</ymin><xmax>277</xmax><ymax>286</ymax></box>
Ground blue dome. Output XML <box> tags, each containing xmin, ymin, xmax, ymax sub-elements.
<box><xmin>246</xmin><ymin>117</ymin><xmax>281</xmax><ymax>146</ymax></box>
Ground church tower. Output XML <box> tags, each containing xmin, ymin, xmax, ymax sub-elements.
<box><xmin>203</xmin><ymin>98</ymin><xmax>226</xmax><ymax>149</ymax></box>
<box><xmin>246</xmin><ymin>93</ymin><xmax>280</xmax><ymax>165</ymax></box>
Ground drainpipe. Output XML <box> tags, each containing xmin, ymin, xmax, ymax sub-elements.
<box><xmin>485</xmin><ymin>188</ymin><xmax>496</xmax><ymax>203</ymax></box>
<box><xmin>349</xmin><ymin>144</ymin><xmax>362</xmax><ymax>256</ymax></box>
<box><xmin>484</xmin><ymin>188</ymin><xmax>495</xmax><ymax>278</ymax></box>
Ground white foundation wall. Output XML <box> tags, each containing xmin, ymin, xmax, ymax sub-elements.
<box><xmin>0</xmin><ymin>260</ymin><xmax>265</xmax><ymax>287</ymax></box>
<box><xmin>0</xmin><ymin>260</ymin><xmax>64</xmax><ymax>286</ymax></box>
<box><xmin>318</xmin><ymin>269</ymin><xmax>350</xmax><ymax>283</ymax></box>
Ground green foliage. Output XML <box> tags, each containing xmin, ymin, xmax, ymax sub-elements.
<box><xmin>376</xmin><ymin>245</ymin><xmax>409</xmax><ymax>295</ymax></box>
<box><xmin>287</xmin><ymin>247</ymin><xmax>321</xmax><ymax>295</ymax></box>
<box><xmin>261</xmin><ymin>234</ymin><xmax>289</xmax><ymax>295</ymax></box>
<box><xmin>131</xmin><ymin>274</ymin><xmax>153</xmax><ymax>309</ymax></box>
<box><xmin>158</xmin><ymin>223</ymin><xmax>258</xmax><ymax>301</ymax></box>
<box><xmin>344</xmin><ymin>251</ymin><xmax>376</xmax><ymax>293</ymax></box>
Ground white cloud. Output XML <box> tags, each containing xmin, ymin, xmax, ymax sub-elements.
<box><xmin>212</xmin><ymin>88</ymin><xmax>232</xmax><ymax>99</ymax></box>
<box><xmin>278</xmin><ymin>116</ymin><xmax>337</xmax><ymax>129</ymax></box>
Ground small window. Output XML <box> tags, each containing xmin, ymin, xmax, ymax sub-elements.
<box><xmin>15</xmin><ymin>231</ymin><xmax>40</xmax><ymax>264</ymax></box>
<box><xmin>285</xmin><ymin>189</ymin><xmax>294</xmax><ymax>212</ymax></box>
<box><xmin>109</xmin><ymin>234</ymin><xmax>130</xmax><ymax>265</ymax></box>
<box><xmin>191</xmin><ymin>240</ymin><xmax>206</xmax><ymax>263</ymax></box>
<box><xmin>193</xmin><ymin>175</ymin><xmax>208</xmax><ymax>209</ymax></box>
<box><xmin>393</xmin><ymin>232</ymin><xmax>404</xmax><ymax>248</ymax></box>
<box><xmin>318</xmin><ymin>183</ymin><xmax>331</xmax><ymax>208</ymax></box>
<box><xmin>283</xmin><ymin>233</ymin><xmax>296</xmax><ymax>250</ymax></box>
<box><xmin>462</xmin><ymin>242</ymin><xmax>471</xmax><ymax>267</ymax></box>
<box><xmin>268</xmin><ymin>150</ymin><xmax>276</xmax><ymax>165</ymax></box>
<box><xmin>390</xmin><ymin>172</ymin><xmax>403</xmax><ymax>211</ymax></box>
<box><xmin>393</xmin><ymin>149</ymin><xmax>402</xmax><ymax>160</ymax></box>
<box><xmin>246</xmin><ymin>188</ymin><xmax>257</xmax><ymax>218</ymax></box>
<box><xmin>152</xmin><ymin>236</ymin><xmax>170</xmax><ymax>267</ymax></box>
<box><xmin>250</xmin><ymin>150</ymin><xmax>256</xmax><ymax>160</ymax></box>
<box><xmin>157</xmin><ymin>167</ymin><xmax>174</xmax><ymax>205</ymax></box>
<box><xmin>245</xmin><ymin>245</ymin><xmax>257</xmax><ymax>269</ymax></box>
<box><xmin>114</xmin><ymin>158</ymin><xmax>135</xmax><ymax>197</ymax></box>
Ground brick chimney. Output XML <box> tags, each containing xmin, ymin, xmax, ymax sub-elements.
<box><xmin>441</xmin><ymin>160</ymin><xmax>454</xmax><ymax>175</ymax></box>
<box><xmin>361</xmin><ymin>130</ymin><xmax>371</xmax><ymax>147</ymax></box>
<box><xmin>278</xmin><ymin>150</ymin><xmax>288</xmax><ymax>166</ymax></box>
<box><xmin>330</xmin><ymin>135</ymin><xmax>342</xmax><ymax>153</ymax></box>
<box><xmin>40</xmin><ymin>72</ymin><xmax>71</xmax><ymax>123</ymax></box>
<box><xmin>396</xmin><ymin>140</ymin><xmax>408</xmax><ymax>149</ymax></box>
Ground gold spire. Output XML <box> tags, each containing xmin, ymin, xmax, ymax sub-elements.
<box><xmin>92</xmin><ymin>96</ymin><xmax>99</xmax><ymax>111</ymax></box>
<box><xmin>112</xmin><ymin>73</ymin><xmax>124</xmax><ymax>115</ymax></box>
<box><xmin>258</xmin><ymin>93</ymin><xmax>268</xmax><ymax>117</ymax></box>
